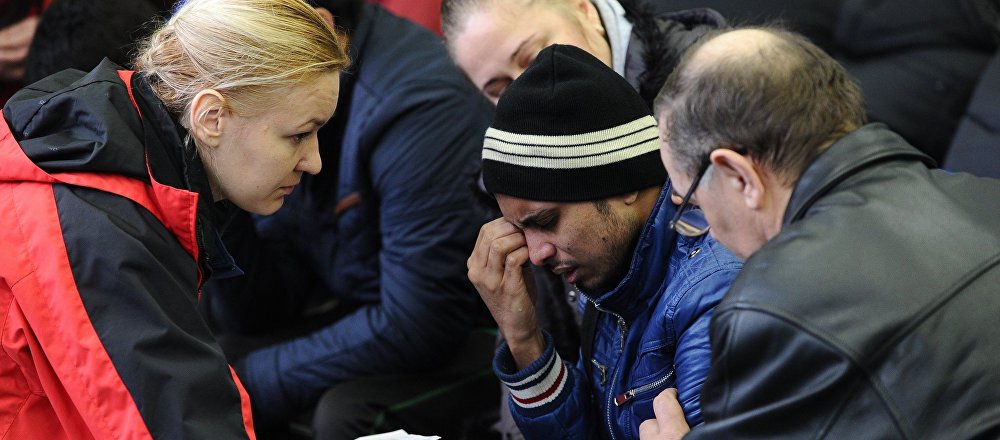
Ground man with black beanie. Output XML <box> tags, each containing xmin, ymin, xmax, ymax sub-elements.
<box><xmin>466</xmin><ymin>44</ymin><xmax>742</xmax><ymax>439</ymax></box>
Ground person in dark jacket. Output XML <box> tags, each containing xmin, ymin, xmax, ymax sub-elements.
<box><xmin>944</xmin><ymin>48</ymin><xmax>1000</xmax><ymax>179</ymax></box>
<box><xmin>21</xmin><ymin>0</ymin><xmax>159</xmax><ymax>85</ymax></box>
<box><xmin>441</xmin><ymin>0</ymin><xmax>724</xmax><ymax>109</ymax></box>
<box><xmin>0</xmin><ymin>0</ymin><xmax>348</xmax><ymax>438</ymax></box>
<box><xmin>645</xmin><ymin>26</ymin><xmax>1000</xmax><ymax>439</ymax></box>
<box><xmin>199</xmin><ymin>1</ymin><xmax>499</xmax><ymax>438</ymax></box>
<box><xmin>467</xmin><ymin>44</ymin><xmax>742</xmax><ymax>440</ymax></box>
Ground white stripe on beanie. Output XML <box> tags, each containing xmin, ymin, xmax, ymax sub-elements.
<box><xmin>483</xmin><ymin>116</ymin><xmax>659</xmax><ymax>169</ymax></box>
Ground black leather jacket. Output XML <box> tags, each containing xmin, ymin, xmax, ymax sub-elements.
<box><xmin>688</xmin><ymin>123</ymin><xmax>1000</xmax><ymax>439</ymax></box>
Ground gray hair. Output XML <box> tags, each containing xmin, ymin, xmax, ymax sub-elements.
<box><xmin>654</xmin><ymin>26</ymin><xmax>866</xmax><ymax>184</ymax></box>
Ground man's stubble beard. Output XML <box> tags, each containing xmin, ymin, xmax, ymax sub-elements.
<box><xmin>577</xmin><ymin>207</ymin><xmax>644</xmax><ymax>295</ymax></box>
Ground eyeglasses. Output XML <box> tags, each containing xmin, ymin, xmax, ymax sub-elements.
<box><xmin>668</xmin><ymin>146</ymin><xmax>748</xmax><ymax>237</ymax></box>
<box><xmin>668</xmin><ymin>160</ymin><xmax>712</xmax><ymax>237</ymax></box>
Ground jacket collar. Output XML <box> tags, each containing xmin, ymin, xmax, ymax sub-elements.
<box><xmin>592</xmin><ymin>0</ymin><xmax>632</xmax><ymax>76</ymax></box>
<box><xmin>784</xmin><ymin>123</ymin><xmax>936</xmax><ymax>225</ymax></box>
<box><xmin>130</xmin><ymin>74</ymin><xmax>241</xmax><ymax>280</ymax></box>
<box><xmin>2</xmin><ymin>60</ymin><xmax>239</xmax><ymax>281</ymax></box>
<box><xmin>3</xmin><ymin>59</ymin><xmax>149</xmax><ymax>181</ymax></box>
<box><xmin>620</xmin><ymin>5</ymin><xmax>725</xmax><ymax>107</ymax></box>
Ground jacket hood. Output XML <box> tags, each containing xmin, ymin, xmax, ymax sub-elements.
<box><xmin>2</xmin><ymin>59</ymin><xmax>148</xmax><ymax>183</ymax></box>
<box><xmin>1</xmin><ymin>60</ymin><xmax>240</xmax><ymax>282</ymax></box>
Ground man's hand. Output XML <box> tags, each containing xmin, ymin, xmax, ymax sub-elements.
<box><xmin>0</xmin><ymin>16</ymin><xmax>40</xmax><ymax>82</ymax></box>
<box><xmin>639</xmin><ymin>388</ymin><xmax>691</xmax><ymax>440</ymax></box>
<box><xmin>467</xmin><ymin>217</ymin><xmax>545</xmax><ymax>369</ymax></box>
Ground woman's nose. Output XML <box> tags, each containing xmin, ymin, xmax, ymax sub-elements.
<box><xmin>297</xmin><ymin>138</ymin><xmax>322</xmax><ymax>175</ymax></box>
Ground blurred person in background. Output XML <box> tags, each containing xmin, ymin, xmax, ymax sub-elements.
<box><xmin>20</xmin><ymin>0</ymin><xmax>159</xmax><ymax>85</ymax></box>
<box><xmin>441</xmin><ymin>0</ymin><xmax>724</xmax><ymax>109</ymax></box>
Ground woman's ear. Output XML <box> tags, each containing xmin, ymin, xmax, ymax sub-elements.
<box><xmin>314</xmin><ymin>7</ymin><xmax>335</xmax><ymax>29</ymax></box>
<box><xmin>709</xmin><ymin>149</ymin><xmax>766</xmax><ymax>211</ymax></box>
<box><xmin>573</xmin><ymin>0</ymin><xmax>605</xmax><ymax>34</ymax></box>
<box><xmin>188</xmin><ymin>89</ymin><xmax>228</xmax><ymax>149</ymax></box>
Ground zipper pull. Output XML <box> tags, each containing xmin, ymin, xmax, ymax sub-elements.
<box><xmin>614</xmin><ymin>370</ymin><xmax>675</xmax><ymax>407</ymax></box>
<box><xmin>614</xmin><ymin>390</ymin><xmax>634</xmax><ymax>406</ymax></box>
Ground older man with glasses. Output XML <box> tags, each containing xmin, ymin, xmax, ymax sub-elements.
<box><xmin>642</xmin><ymin>26</ymin><xmax>1000</xmax><ymax>440</ymax></box>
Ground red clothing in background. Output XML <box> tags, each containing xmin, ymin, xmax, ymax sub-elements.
<box><xmin>370</xmin><ymin>0</ymin><xmax>441</xmax><ymax>36</ymax></box>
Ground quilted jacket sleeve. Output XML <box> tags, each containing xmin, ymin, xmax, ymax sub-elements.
<box><xmin>670</xmin><ymin>237</ymin><xmax>743</xmax><ymax>426</ymax></box>
<box><xmin>496</xmin><ymin>332</ymin><xmax>604</xmax><ymax>440</ymax></box>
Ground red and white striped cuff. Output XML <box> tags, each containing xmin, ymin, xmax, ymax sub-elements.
<box><xmin>504</xmin><ymin>351</ymin><xmax>569</xmax><ymax>409</ymax></box>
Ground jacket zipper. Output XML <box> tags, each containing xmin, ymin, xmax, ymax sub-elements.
<box><xmin>585</xmin><ymin>296</ymin><xmax>629</xmax><ymax>440</ymax></box>
<box><xmin>614</xmin><ymin>369</ymin><xmax>675</xmax><ymax>406</ymax></box>
<box><xmin>593</xmin><ymin>301</ymin><xmax>628</xmax><ymax>353</ymax></box>
<box><xmin>194</xmin><ymin>219</ymin><xmax>207</xmax><ymax>297</ymax></box>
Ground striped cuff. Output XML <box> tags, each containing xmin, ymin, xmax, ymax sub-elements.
<box><xmin>494</xmin><ymin>333</ymin><xmax>571</xmax><ymax>411</ymax></box>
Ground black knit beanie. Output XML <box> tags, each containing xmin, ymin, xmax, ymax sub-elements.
<box><xmin>482</xmin><ymin>44</ymin><xmax>666</xmax><ymax>202</ymax></box>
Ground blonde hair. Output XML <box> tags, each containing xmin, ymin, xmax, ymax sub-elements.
<box><xmin>134</xmin><ymin>0</ymin><xmax>349</xmax><ymax>120</ymax></box>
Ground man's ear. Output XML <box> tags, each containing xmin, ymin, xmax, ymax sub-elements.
<box><xmin>188</xmin><ymin>89</ymin><xmax>228</xmax><ymax>149</ymax></box>
<box><xmin>709</xmin><ymin>149</ymin><xmax>766</xmax><ymax>210</ymax></box>
<box><xmin>315</xmin><ymin>7</ymin><xmax>335</xmax><ymax>29</ymax></box>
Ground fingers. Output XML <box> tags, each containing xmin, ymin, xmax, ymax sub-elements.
<box><xmin>646</xmin><ymin>388</ymin><xmax>690</xmax><ymax>440</ymax></box>
<box><xmin>0</xmin><ymin>16</ymin><xmax>38</xmax><ymax>82</ymax></box>
<box><xmin>487</xmin><ymin>231</ymin><xmax>526</xmax><ymax>272</ymax></box>
<box><xmin>502</xmin><ymin>245</ymin><xmax>529</xmax><ymax>288</ymax></box>
<box><xmin>0</xmin><ymin>16</ymin><xmax>39</xmax><ymax>49</ymax></box>
<box><xmin>639</xmin><ymin>418</ymin><xmax>660</xmax><ymax>439</ymax></box>
<box><xmin>474</xmin><ymin>232</ymin><xmax>526</xmax><ymax>293</ymax></box>
<box><xmin>468</xmin><ymin>218</ymin><xmax>529</xmax><ymax>300</ymax></box>
<box><xmin>468</xmin><ymin>218</ymin><xmax>523</xmax><ymax>274</ymax></box>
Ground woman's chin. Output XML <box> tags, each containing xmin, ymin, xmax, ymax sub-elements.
<box><xmin>242</xmin><ymin>199</ymin><xmax>283</xmax><ymax>216</ymax></box>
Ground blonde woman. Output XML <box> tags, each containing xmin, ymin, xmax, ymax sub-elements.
<box><xmin>0</xmin><ymin>0</ymin><xmax>347</xmax><ymax>438</ymax></box>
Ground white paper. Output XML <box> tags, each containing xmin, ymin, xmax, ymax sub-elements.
<box><xmin>354</xmin><ymin>429</ymin><xmax>441</xmax><ymax>440</ymax></box>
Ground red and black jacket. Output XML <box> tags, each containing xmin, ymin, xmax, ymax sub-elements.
<box><xmin>0</xmin><ymin>60</ymin><xmax>255</xmax><ymax>439</ymax></box>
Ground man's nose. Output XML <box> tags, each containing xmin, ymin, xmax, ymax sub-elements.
<box><xmin>524</xmin><ymin>231</ymin><xmax>556</xmax><ymax>267</ymax></box>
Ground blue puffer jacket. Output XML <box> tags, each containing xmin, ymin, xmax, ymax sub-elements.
<box><xmin>201</xmin><ymin>5</ymin><xmax>496</xmax><ymax>421</ymax></box>
<box><xmin>495</xmin><ymin>182</ymin><xmax>742</xmax><ymax>440</ymax></box>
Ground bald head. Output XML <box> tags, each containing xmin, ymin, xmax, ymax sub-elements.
<box><xmin>687</xmin><ymin>28</ymin><xmax>781</xmax><ymax>70</ymax></box>
<box><xmin>655</xmin><ymin>26</ymin><xmax>866</xmax><ymax>183</ymax></box>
